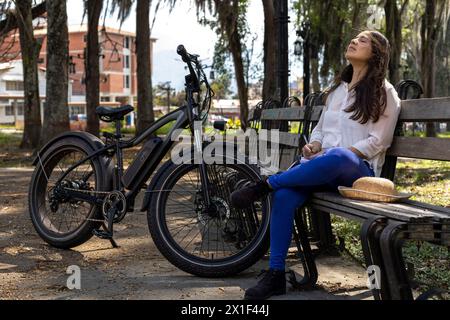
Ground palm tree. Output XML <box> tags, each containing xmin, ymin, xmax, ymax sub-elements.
<box><xmin>111</xmin><ymin>0</ymin><xmax>155</xmax><ymax>136</ymax></box>
<box><xmin>170</xmin><ymin>0</ymin><xmax>250</xmax><ymax>129</ymax></box>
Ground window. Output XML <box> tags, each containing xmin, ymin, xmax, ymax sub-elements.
<box><xmin>70</xmin><ymin>106</ymin><xmax>85</xmax><ymax>116</ymax></box>
<box><xmin>124</xmin><ymin>75</ymin><xmax>130</xmax><ymax>89</ymax></box>
<box><xmin>5</xmin><ymin>105</ymin><xmax>13</xmax><ymax>116</ymax></box>
<box><xmin>6</xmin><ymin>81</ymin><xmax>24</xmax><ymax>91</ymax></box>
<box><xmin>124</xmin><ymin>55</ymin><xmax>130</xmax><ymax>69</ymax></box>
<box><xmin>100</xmin><ymin>96</ymin><xmax>110</xmax><ymax>102</ymax></box>
<box><xmin>124</xmin><ymin>36</ymin><xmax>130</xmax><ymax>49</ymax></box>
<box><xmin>16</xmin><ymin>102</ymin><xmax>24</xmax><ymax>116</ymax></box>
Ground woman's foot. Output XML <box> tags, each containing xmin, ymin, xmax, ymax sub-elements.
<box><xmin>230</xmin><ymin>180</ymin><xmax>272</xmax><ymax>209</ymax></box>
<box><xmin>244</xmin><ymin>269</ymin><xmax>286</xmax><ymax>300</ymax></box>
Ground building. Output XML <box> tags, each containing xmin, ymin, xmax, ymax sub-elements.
<box><xmin>0</xmin><ymin>24</ymin><xmax>156</xmax><ymax>127</ymax></box>
<box><xmin>210</xmin><ymin>99</ymin><xmax>261</xmax><ymax>120</ymax></box>
<box><xmin>0</xmin><ymin>60</ymin><xmax>47</xmax><ymax>127</ymax></box>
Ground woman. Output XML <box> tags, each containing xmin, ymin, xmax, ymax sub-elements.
<box><xmin>230</xmin><ymin>30</ymin><xmax>402</xmax><ymax>300</ymax></box>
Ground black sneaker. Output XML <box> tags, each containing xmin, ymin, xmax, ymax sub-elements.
<box><xmin>230</xmin><ymin>180</ymin><xmax>271</xmax><ymax>209</ymax></box>
<box><xmin>244</xmin><ymin>269</ymin><xmax>287</xmax><ymax>300</ymax></box>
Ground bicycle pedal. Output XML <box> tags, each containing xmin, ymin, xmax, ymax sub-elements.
<box><xmin>93</xmin><ymin>229</ymin><xmax>113</xmax><ymax>239</ymax></box>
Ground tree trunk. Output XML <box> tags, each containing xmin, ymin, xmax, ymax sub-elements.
<box><xmin>421</xmin><ymin>0</ymin><xmax>444</xmax><ymax>137</ymax></box>
<box><xmin>135</xmin><ymin>0</ymin><xmax>155</xmax><ymax>136</ymax></box>
<box><xmin>262</xmin><ymin>0</ymin><xmax>277</xmax><ymax>101</ymax></box>
<box><xmin>220</xmin><ymin>1</ymin><xmax>248</xmax><ymax>130</ymax></box>
<box><xmin>16</xmin><ymin>0</ymin><xmax>42</xmax><ymax>149</ymax></box>
<box><xmin>310</xmin><ymin>41</ymin><xmax>320</xmax><ymax>93</ymax></box>
<box><xmin>40</xmin><ymin>0</ymin><xmax>69</xmax><ymax>144</ymax></box>
<box><xmin>385</xmin><ymin>0</ymin><xmax>407</xmax><ymax>86</ymax></box>
<box><xmin>229</xmin><ymin>26</ymin><xmax>249</xmax><ymax>130</ymax></box>
<box><xmin>85</xmin><ymin>0</ymin><xmax>103</xmax><ymax>136</ymax></box>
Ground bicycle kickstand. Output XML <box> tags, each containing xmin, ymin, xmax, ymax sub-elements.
<box><xmin>93</xmin><ymin>208</ymin><xmax>119</xmax><ymax>249</ymax></box>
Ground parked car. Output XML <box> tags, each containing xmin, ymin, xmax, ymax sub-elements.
<box><xmin>69</xmin><ymin>114</ymin><xmax>111</xmax><ymax>131</ymax></box>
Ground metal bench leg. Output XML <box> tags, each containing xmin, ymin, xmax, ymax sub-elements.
<box><xmin>360</xmin><ymin>216</ymin><xmax>390</xmax><ymax>300</ymax></box>
<box><xmin>288</xmin><ymin>209</ymin><xmax>318</xmax><ymax>290</ymax></box>
<box><xmin>309</xmin><ymin>208</ymin><xmax>336</xmax><ymax>254</ymax></box>
<box><xmin>380</xmin><ymin>221</ymin><xmax>414</xmax><ymax>300</ymax></box>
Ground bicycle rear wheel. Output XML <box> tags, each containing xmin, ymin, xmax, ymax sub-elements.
<box><xmin>148</xmin><ymin>159</ymin><xmax>270</xmax><ymax>277</ymax></box>
<box><xmin>29</xmin><ymin>137</ymin><xmax>107</xmax><ymax>248</ymax></box>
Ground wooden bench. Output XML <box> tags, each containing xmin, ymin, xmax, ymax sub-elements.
<box><xmin>246</xmin><ymin>90</ymin><xmax>450</xmax><ymax>300</ymax></box>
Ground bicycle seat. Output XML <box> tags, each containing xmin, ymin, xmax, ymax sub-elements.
<box><xmin>96</xmin><ymin>105</ymin><xmax>134</xmax><ymax>122</ymax></box>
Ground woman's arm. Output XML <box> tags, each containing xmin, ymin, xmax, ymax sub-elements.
<box><xmin>309</xmin><ymin>103</ymin><xmax>328</xmax><ymax>145</ymax></box>
<box><xmin>349</xmin><ymin>86</ymin><xmax>402</xmax><ymax>160</ymax></box>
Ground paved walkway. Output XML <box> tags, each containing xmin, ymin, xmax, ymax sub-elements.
<box><xmin>0</xmin><ymin>168</ymin><xmax>372</xmax><ymax>300</ymax></box>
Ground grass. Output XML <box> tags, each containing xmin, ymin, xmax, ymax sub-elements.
<box><xmin>404</xmin><ymin>130</ymin><xmax>450</xmax><ymax>138</ymax></box>
<box><xmin>0</xmin><ymin>131</ymin><xmax>33</xmax><ymax>167</ymax></box>
<box><xmin>0</xmin><ymin>131</ymin><xmax>22</xmax><ymax>147</ymax></box>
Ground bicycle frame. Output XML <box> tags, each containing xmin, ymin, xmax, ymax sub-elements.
<box><xmin>51</xmin><ymin>102</ymin><xmax>212</xmax><ymax>213</ymax></box>
<box><xmin>44</xmin><ymin>44</ymin><xmax>216</xmax><ymax>220</ymax></box>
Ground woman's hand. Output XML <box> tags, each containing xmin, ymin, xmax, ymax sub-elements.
<box><xmin>302</xmin><ymin>141</ymin><xmax>322</xmax><ymax>159</ymax></box>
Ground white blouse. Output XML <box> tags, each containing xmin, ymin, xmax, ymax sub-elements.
<box><xmin>308</xmin><ymin>79</ymin><xmax>402</xmax><ymax>177</ymax></box>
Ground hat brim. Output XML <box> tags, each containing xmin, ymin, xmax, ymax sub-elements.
<box><xmin>337</xmin><ymin>186</ymin><xmax>414</xmax><ymax>203</ymax></box>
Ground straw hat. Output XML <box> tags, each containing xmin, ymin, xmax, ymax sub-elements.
<box><xmin>338</xmin><ymin>177</ymin><xmax>414</xmax><ymax>203</ymax></box>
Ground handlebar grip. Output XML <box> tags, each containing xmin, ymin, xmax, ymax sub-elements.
<box><xmin>177</xmin><ymin>44</ymin><xmax>189</xmax><ymax>62</ymax></box>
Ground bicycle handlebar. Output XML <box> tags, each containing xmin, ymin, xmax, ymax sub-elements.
<box><xmin>177</xmin><ymin>44</ymin><xmax>214</xmax><ymax>122</ymax></box>
<box><xmin>177</xmin><ymin>44</ymin><xmax>199</xmax><ymax>89</ymax></box>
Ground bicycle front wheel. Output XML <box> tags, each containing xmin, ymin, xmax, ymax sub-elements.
<box><xmin>148</xmin><ymin>159</ymin><xmax>270</xmax><ymax>277</ymax></box>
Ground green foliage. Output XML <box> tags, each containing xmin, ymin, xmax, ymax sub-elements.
<box><xmin>210</xmin><ymin>74</ymin><xmax>232</xmax><ymax>100</ymax></box>
<box><xmin>197</xmin><ymin>0</ymin><xmax>260</xmax><ymax>88</ymax></box>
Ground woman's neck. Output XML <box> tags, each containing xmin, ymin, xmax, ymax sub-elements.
<box><xmin>348</xmin><ymin>62</ymin><xmax>368</xmax><ymax>90</ymax></box>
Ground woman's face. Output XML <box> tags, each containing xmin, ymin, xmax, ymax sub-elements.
<box><xmin>345</xmin><ymin>31</ymin><xmax>373</xmax><ymax>64</ymax></box>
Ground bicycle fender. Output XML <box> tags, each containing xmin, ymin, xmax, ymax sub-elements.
<box><xmin>32</xmin><ymin>131</ymin><xmax>106</xmax><ymax>166</ymax></box>
<box><xmin>32</xmin><ymin>131</ymin><xmax>114</xmax><ymax>190</ymax></box>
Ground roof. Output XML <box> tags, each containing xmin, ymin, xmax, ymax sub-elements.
<box><xmin>32</xmin><ymin>24</ymin><xmax>157</xmax><ymax>41</ymax></box>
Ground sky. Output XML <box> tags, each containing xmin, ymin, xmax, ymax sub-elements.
<box><xmin>66</xmin><ymin>0</ymin><xmax>304</xmax><ymax>92</ymax></box>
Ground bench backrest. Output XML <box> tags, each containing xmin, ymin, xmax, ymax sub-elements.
<box><xmin>247</xmin><ymin>97</ymin><xmax>450</xmax><ymax>179</ymax></box>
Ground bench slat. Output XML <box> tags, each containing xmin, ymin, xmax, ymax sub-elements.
<box><xmin>258</xmin><ymin>130</ymin><xmax>299</xmax><ymax>147</ymax></box>
<box><xmin>261</xmin><ymin>107</ymin><xmax>306</xmax><ymax>120</ymax></box>
<box><xmin>399</xmin><ymin>97</ymin><xmax>450</xmax><ymax>121</ymax></box>
<box><xmin>387</xmin><ymin>136</ymin><xmax>450</xmax><ymax>160</ymax></box>
<box><xmin>309</xmin><ymin>199</ymin><xmax>374</xmax><ymax>222</ymax></box>
<box><xmin>311</xmin><ymin>192</ymin><xmax>450</xmax><ymax>223</ymax></box>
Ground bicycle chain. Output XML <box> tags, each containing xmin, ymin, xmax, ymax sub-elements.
<box><xmin>57</xmin><ymin>187</ymin><xmax>109</xmax><ymax>223</ymax></box>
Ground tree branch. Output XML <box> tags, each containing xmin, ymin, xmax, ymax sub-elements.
<box><xmin>0</xmin><ymin>1</ymin><xmax>47</xmax><ymax>37</ymax></box>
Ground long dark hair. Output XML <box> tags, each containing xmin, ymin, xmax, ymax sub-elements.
<box><xmin>324</xmin><ymin>30</ymin><xmax>391</xmax><ymax>124</ymax></box>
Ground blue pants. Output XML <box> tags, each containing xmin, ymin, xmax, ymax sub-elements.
<box><xmin>266</xmin><ymin>147</ymin><xmax>375</xmax><ymax>270</ymax></box>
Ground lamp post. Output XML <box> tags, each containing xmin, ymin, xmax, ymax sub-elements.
<box><xmin>158</xmin><ymin>81</ymin><xmax>175</xmax><ymax>114</ymax></box>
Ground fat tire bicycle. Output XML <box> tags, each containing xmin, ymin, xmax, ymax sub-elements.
<box><xmin>28</xmin><ymin>45</ymin><xmax>271</xmax><ymax>277</ymax></box>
